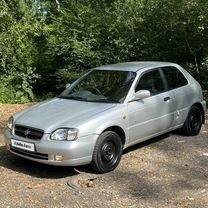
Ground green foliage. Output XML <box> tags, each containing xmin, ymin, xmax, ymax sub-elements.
<box><xmin>200</xmin><ymin>57</ymin><xmax>208</xmax><ymax>90</ymax></box>
<box><xmin>0</xmin><ymin>0</ymin><xmax>42</xmax><ymax>103</ymax></box>
<box><xmin>0</xmin><ymin>0</ymin><xmax>208</xmax><ymax>103</ymax></box>
<box><xmin>0</xmin><ymin>76</ymin><xmax>34</xmax><ymax>103</ymax></box>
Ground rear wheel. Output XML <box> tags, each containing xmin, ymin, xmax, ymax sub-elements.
<box><xmin>91</xmin><ymin>131</ymin><xmax>122</xmax><ymax>173</ymax></box>
<box><xmin>181</xmin><ymin>105</ymin><xmax>203</xmax><ymax>136</ymax></box>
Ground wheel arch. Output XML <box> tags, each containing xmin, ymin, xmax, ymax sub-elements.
<box><xmin>102</xmin><ymin>126</ymin><xmax>126</xmax><ymax>146</ymax></box>
<box><xmin>191</xmin><ymin>102</ymin><xmax>205</xmax><ymax>124</ymax></box>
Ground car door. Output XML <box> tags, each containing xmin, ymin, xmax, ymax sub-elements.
<box><xmin>126</xmin><ymin>68</ymin><xmax>175</xmax><ymax>145</ymax></box>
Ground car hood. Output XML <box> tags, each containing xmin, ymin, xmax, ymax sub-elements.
<box><xmin>15</xmin><ymin>98</ymin><xmax>116</xmax><ymax>133</ymax></box>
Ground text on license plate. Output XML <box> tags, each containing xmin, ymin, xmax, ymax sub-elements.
<box><xmin>11</xmin><ymin>139</ymin><xmax>35</xmax><ymax>152</ymax></box>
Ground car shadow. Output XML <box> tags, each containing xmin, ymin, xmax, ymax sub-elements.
<box><xmin>0</xmin><ymin>145</ymin><xmax>79</xmax><ymax>179</ymax></box>
<box><xmin>123</xmin><ymin>133</ymin><xmax>170</xmax><ymax>155</ymax></box>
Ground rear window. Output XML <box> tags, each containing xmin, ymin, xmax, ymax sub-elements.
<box><xmin>162</xmin><ymin>67</ymin><xmax>188</xmax><ymax>90</ymax></box>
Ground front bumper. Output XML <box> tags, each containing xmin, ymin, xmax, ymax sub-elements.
<box><xmin>4</xmin><ymin>128</ymin><xmax>98</xmax><ymax>166</ymax></box>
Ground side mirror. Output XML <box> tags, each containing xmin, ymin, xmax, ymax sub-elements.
<box><xmin>65</xmin><ymin>83</ymin><xmax>71</xmax><ymax>89</ymax></box>
<box><xmin>129</xmin><ymin>90</ymin><xmax>151</xmax><ymax>102</ymax></box>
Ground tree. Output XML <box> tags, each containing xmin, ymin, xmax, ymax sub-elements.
<box><xmin>0</xmin><ymin>0</ymin><xmax>207</xmax><ymax>103</ymax></box>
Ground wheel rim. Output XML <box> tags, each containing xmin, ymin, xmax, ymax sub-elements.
<box><xmin>101</xmin><ymin>141</ymin><xmax>118</xmax><ymax>166</ymax></box>
<box><xmin>190</xmin><ymin>109</ymin><xmax>202</xmax><ymax>132</ymax></box>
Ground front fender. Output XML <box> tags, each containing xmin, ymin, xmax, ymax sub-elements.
<box><xmin>93</xmin><ymin>120</ymin><xmax>129</xmax><ymax>146</ymax></box>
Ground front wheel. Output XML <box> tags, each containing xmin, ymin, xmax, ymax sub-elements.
<box><xmin>181</xmin><ymin>105</ymin><xmax>203</xmax><ymax>136</ymax></box>
<box><xmin>91</xmin><ymin>131</ymin><xmax>123</xmax><ymax>173</ymax></box>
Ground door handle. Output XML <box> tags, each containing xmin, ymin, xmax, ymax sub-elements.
<box><xmin>164</xmin><ymin>96</ymin><xmax>170</xmax><ymax>102</ymax></box>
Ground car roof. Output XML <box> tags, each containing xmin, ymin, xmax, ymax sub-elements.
<box><xmin>94</xmin><ymin>62</ymin><xmax>179</xmax><ymax>72</ymax></box>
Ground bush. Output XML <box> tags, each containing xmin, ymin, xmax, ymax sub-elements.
<box><xmin>0</xmin><ymin>70</ymin><xmax>39</xmax><ymax>103</ymax></box>
<box><xmin>0</xmin><ymin>1</ymin><xmax>43</xmax><ymax>103</ymax></box>
<box><xmin>1</xmin><ymin>0</ymin><xmax>208</xmax><ymax>102</ymax></box>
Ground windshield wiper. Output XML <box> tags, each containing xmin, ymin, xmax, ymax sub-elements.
<box><xmin>58</xmin><ymin>95</ymin><xmax>87</xmax><ymax>101</ymax></box>
<box><xmin>90</xmin><ymin>98</ymin><xmax>120</xmax><ymax>103</ymax></box>
<box><xmin>58</xmin><ymin>96</ymin><xmax>119</xmax><ymax>103</ymax></box>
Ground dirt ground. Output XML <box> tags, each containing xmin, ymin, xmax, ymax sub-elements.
<box><xmin>0</xmin><ymin>104</ymin><xmax>208</xmax><ymax>208</ymax></box>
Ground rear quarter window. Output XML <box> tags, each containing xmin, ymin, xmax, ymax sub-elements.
<box><xmin>162</xmin><ymin>67</ymin><xmax>188</xmax><ymax>90</ymax></box>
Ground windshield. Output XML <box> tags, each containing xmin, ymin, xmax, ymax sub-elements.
<box><xmin>58</xmin><ymin>70</ymin><xmax>136</xmax><ymax>103</ymax></box>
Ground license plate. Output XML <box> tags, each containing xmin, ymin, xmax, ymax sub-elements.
<box><xmin>11</xmin><ymin>139</ymin><xmax>35</xmax><ymax>152</ymax></box>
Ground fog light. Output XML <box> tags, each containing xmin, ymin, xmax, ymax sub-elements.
<box><xmin>55</xmin><ymin>155</ymin><xmax>64</xmax><ymax>161</ymax></box>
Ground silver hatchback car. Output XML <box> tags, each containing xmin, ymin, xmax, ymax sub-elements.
<box><xmin>4</xmin><ymin>62</ymin><xmax>206</xmax><ymax>173</ymax></box>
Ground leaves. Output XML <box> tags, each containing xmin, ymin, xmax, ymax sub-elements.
<box><xmin>0</xmin><ymin>0</ymin><xmax>208</xmax><ymax>103</ymax></box>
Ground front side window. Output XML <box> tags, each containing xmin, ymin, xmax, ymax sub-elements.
<box><xmin>59</xmin><ymin>70</ymin><xmax>136</xmax><ymax>103</ymax></box>
<box><xmin>135</xmin><ymin>69</ymin><xmax>165</xmax><ymax>95</ymax></box>
<box><xmin>162</xmin><ymin>67</ymin><xmax>188</xmax><ymax>90</ymax></box>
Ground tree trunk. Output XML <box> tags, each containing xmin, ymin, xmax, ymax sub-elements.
<box><xmin>55</xmin><ymin>0</ymin><xmax>60</xmax><ymax>9</ymax></box>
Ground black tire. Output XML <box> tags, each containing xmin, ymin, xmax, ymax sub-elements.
<box><xmin>91</xmin><ymin>131</ymin><xmax>123</xmax><ymax>173</ymax></box>
<box><xmin>181</xmin><ymin>105</ymin><xmax>203</xmax><ymax>136</ymax></box>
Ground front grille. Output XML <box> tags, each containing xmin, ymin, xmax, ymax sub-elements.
<box><xmin>14</xmin><ymin>125</ymin><xmax>44</xmax><ymax>140</ymax></box>
<box><xmin>10</xmin><ymin>146</ymin><xmax>48</xmax><ymax>160</ymax></box>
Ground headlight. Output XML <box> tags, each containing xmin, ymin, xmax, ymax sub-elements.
<box><xmin>7</xmin><ymin>116</ymin><xmax>14</xmax><ymax>130</ymax></box>
<box><xmin>50</xmin><ymin>128</ymin><xmax>78</xmax><ymax>141</ymax></box>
